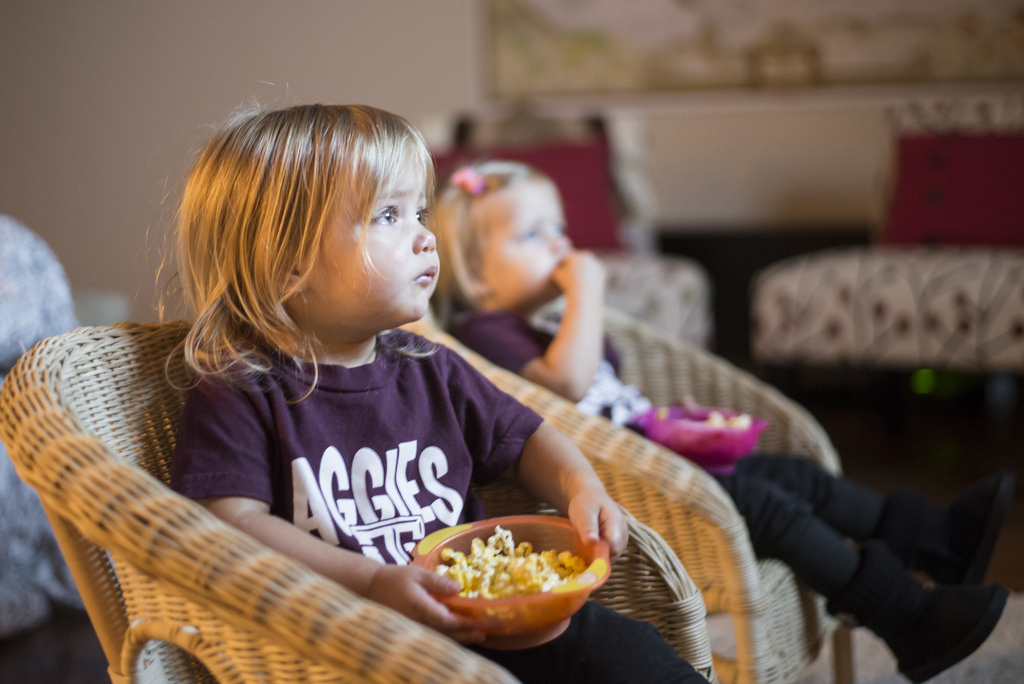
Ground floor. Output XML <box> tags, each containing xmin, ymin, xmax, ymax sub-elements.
<box><xmin>1</xmin><ymin>368</ymin><xmax>1021</xmax><ymax>683</ymax></box>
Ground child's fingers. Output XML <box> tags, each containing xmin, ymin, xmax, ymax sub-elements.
<box><xmin>418</xmin><ymin>592</ymin><xmax>485</xmax><ymax>643</ymax></box>
<box><xmin>447</xmin><ymin>626</ymin><xmax>487</xmax><ymax>644</ymax></box>
<box><xmin>420</xmin><ymin>568</ymin><xmax>463</xmax><ymax>596</ymax></box>
<box><xmin>568</xmin><ymin>503</ymin><xmax>602</xmax><ymax>545</ymax></box>
<box><xmin>600</xmin><ymin>506</ymin><xmax>629</xmax><ymax>557</ymax></box>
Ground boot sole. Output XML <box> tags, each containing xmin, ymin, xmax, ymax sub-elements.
<box><xmin>901</xmin><ymin>584</ymin><xmax>1008</xmax><ymax>683</ymax></box>
<box><xmin>960</xmin><ymin>471</ymin><xmax>1016</xmax><ymax>585</ymax></box>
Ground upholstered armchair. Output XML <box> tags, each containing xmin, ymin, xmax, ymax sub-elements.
<box><xmin>751</xmin><ymin>97</ymin><xmax>1024</xmax><ymax>378</ymax></box>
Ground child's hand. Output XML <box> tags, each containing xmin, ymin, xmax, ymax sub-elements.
<box><xmin>553</xmin><ymin>250</ymin><xmax>606</xmax><ymax>299</ymax></box>
<box><xmin>517</xmin><ymin>424</ymin><xmax>629</xmax><ymax>557</ymax></box>
<box><xmin>567</xmin><ymin>486</ymin><xmax>629</xmax><ymax>558</ymax></box>
<box><xmin>366</xmin><ymin>563</ymin><xmax>485</xmax><ymax>644</ymax></box>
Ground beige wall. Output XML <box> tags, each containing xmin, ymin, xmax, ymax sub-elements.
<box><xmin>1</xmin><ymin>1</ymin><xmax>1017</xmax><ymax>321</ymax></box>
<box><xmin>645</xmin><ymin>106</ymin><xmax>888</xmax><ymax>228</ymax></box>
<box><xmin>1</xmin><ymin>1</ymin><xmax>480</xmax><ymax>321</ymax></box>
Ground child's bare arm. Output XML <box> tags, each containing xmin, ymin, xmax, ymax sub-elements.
<box><xmin>513</xmin><ymin>423</ymin><xmax>628</xmax><ymax>556</ymax></box>
<box><xmin>521</xmin><ymin>250</ymin><xmax>606</xmax><ymax>401</ymax></box>
<box><xmin>201</xmin><ymin>496</ymin><xmax>484</xmax><ymax>643</ymax></box>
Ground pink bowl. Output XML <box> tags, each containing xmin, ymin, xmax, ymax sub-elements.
<box><xmin>411</xmin><ymin>515</ymin><xmax>610</xmax><ymax>648</ymax></box>
<box><xmin>633</xmin><ymin>405</ymin><xmax>769</xmax><ymax>475</ymax></box>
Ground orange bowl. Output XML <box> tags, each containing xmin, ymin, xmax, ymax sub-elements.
<box><xmin>411</xmin><ymin>515</ymin><xmax>610</xmax><ymax>647</ymax></box>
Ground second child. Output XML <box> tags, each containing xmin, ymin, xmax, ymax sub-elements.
<box><xmin>433</xmin><ymin>160</ymin><xmax>1013</xmax><ymax>684</ymax></box>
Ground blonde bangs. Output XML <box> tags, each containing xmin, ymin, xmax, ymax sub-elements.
<box><xmin>331</xmin><ymin>109</ymin><xmax>436</xmax><ymax>269</ymax></box>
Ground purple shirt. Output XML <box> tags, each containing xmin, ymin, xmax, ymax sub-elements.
<box><xmin>454</xmin><ymin>309</ymin><xmax>620</xmax><ymax>375</ymax></box>
<box><xmin>171</xmin><ymin>330</ymin><xmax>543</xmax><ymax>565</ymax></box>
<box><xmin>455</xmin><ymin>310</ymin><xmax>652</xmax><ymax>427</ymax></box>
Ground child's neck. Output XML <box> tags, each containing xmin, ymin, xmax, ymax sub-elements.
<box><xmin>313</xmin><ymin>336</ymin><xmax>378</xmax><ymax>368</ymax></box>
<box><xmin>482</xmin><ymin>303</ymin><xmax>538</xmax><ymax>321</ymax></box>
<box><xmin>480</xmin><ymin>296</ymin><xmax>552</xmax><ymax>321</ymax></box>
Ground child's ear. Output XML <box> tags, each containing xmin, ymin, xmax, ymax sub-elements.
<box><xmin>285</xmin><ymin>270</ymin><xmax>304</xmax><ymax>297</ymax></box>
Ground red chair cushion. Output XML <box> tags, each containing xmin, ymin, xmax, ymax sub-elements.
<box><xmin>880</xmin><ymin>133</ymin><xmax>1024</xmax><ymax>246</ymax></box>
<box><xmin>433</xmin><ymin>140</ymin><xmax>623</xmax><ymax>250</ymax></box>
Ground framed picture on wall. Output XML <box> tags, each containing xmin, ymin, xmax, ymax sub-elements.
<box><xmin>486</xmin><ymin>0</ymin><xmax>1024</xmax><ymax>98</ymax></box>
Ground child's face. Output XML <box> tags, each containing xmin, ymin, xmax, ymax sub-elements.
<box><xmin>285</xmin><ymin>165</ymin><xmax>438</xmax><ymax>363</ymax></box>
<box><xmin>473</xmin><ymin>177</ymin><xmax>570</xmax><ymax>315</ymax></box>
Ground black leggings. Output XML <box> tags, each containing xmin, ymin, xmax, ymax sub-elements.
<box><xmin>470</xmin><ymin>602</ymin><xmax>704</xmax><ymax>683</ymax></box>
<box><xmin>714</xmin><ymin>454</ymin><xmax>884</xmax><ymax>594</ymax></box>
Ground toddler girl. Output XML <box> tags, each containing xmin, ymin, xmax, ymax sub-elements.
<box><xmin>434</xmin><ymin>159</ymin><xmax>1013</xmax><ymax>684</ymax></box>
<box><xmin>168</xmin><ymin>104</ymin><xmax>703</xmax><ymax>683</ymax></box>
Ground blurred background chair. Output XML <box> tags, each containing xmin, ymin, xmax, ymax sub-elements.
<box><xmin>751</xmin><ymin>97</ymin><xmax>1024</xmax><ymax>387</ymax></box>
<box><xmin>407</xmin><ymin>311</ymin><xmax>850</xmax><ymax>684</ymax></box>
<box><xmin>425</xmin><ymin>108</ymin><xmax>714</xmax><ymax>349</ymax></box>
<box><xmin>0</xmin><ymin>214</ymin><xmax>83</xmax><ymax>639</ymax></box>
<box><xmin>0</xmin><ymin>321</ymin><xmax>717</xmax><ymax>683</ymax></box>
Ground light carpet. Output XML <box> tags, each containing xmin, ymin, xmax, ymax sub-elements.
<box><xmin>707</xmin><ymin>592</ymin><xmax>1024</xmax><ymax>683</ymax></box>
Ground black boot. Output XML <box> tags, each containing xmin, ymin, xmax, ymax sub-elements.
<box><xmin>875</xmin><ymin>471</ymin><xmax>1015</xmax><ymax>585</ymax></box>
<box><xmin>827</xmin><ymin>540</ymin><xmax>1007</xmax><ymax>683</ymax></box>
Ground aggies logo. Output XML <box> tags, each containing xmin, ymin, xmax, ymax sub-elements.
<box><xmin>291</xmin><ymin>440</ymin><xmax>464</xmax><ymax>564</ymax></box>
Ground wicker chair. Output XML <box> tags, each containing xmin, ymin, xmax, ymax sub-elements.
<box><xmin>406</xmin><ymin>310</ymin><xmax>852</xmax><ymax>684</ymax></box>
<box><xmin>0</xmin><ymin>321</ymin><xmax>716</xmax><ymax>684</ymax></box>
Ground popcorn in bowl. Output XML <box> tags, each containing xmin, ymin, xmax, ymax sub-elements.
<box><xmin>435</xmin><ymin>524</ymin><xmax>589</xmax><ymax>598</ymax></box>
<box><xmin>411</xmin><ymin>515</ymin><xmax>610</xmax><ymax>647</ymax></box>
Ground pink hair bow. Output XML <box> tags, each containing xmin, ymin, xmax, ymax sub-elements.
<box><xmin>450</xmin><ymin>166</ymin><xmax>486</xmax><ymax>195</ymax></box>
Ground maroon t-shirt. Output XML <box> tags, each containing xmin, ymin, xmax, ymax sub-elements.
<box><xmin>453</xmin><ymin>309</ymin><xmax>620</xmax><ymax>375</ymax></box>
<box><xmin>171</xmin><ymin>330</ymin><xmax>543</xmax><ymax>565</ymax></box>
<box><xmin>454</xmin><ymin>310</ymin><xmax>652</xmax><ymax>427</ymax></box>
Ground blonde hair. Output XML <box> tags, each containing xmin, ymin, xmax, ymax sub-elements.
<box><xmin>433</xmin><ymin>160</ymin><xmax>552</xmax><ymax>328</ymax></box>
<box><xmin>176</xmin><ymin>103</ymin><xmax>435</xmax><ymax>383</ymax></box>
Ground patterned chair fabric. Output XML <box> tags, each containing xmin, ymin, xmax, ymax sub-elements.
<box><xmin>0</xmin><ymin>215</ymin><xmax>78</xmax><ymax>372</ymax></box>
<box><xmin>600</xmin><ymin>252</ymin><xmax>713</xmax><ymax>350</ymax></box>
<box><xmin>751</xmin><ymin>246</ymin><xmax>1024</xmax><ymax>372</ymax></box>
